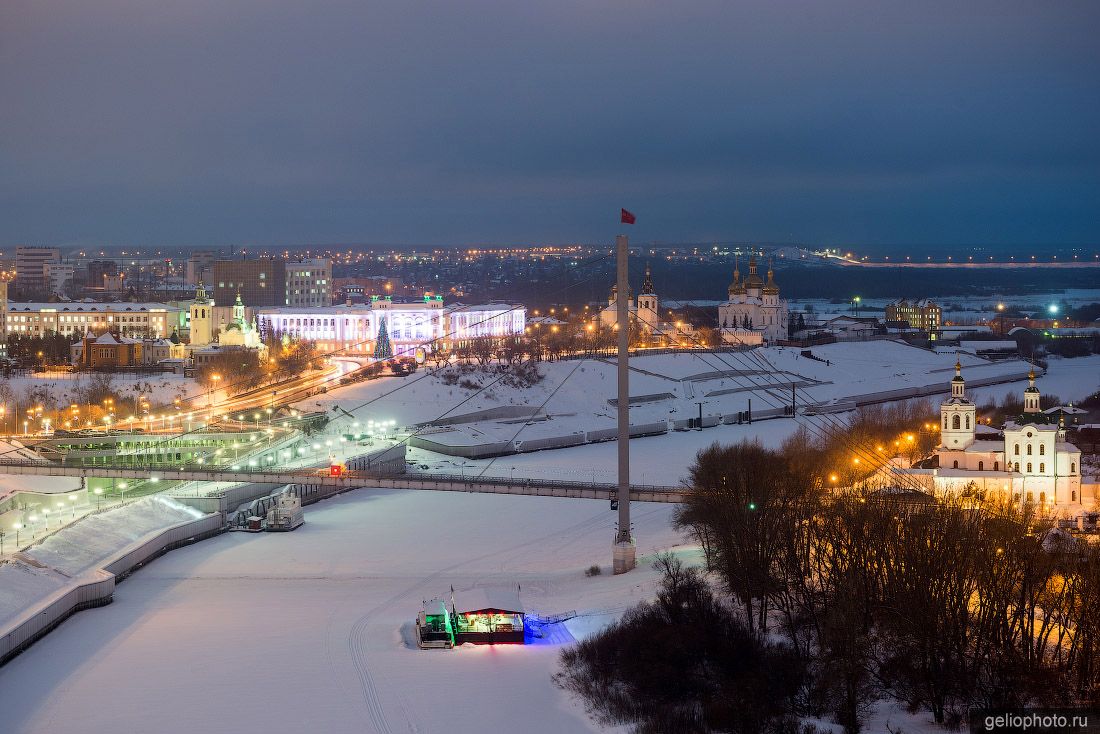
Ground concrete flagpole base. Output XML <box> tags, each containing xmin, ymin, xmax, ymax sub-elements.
<box><xmin>612</xmin><ymin>540</ymin><xmax>636</xmax><ymax>574</ymax></box>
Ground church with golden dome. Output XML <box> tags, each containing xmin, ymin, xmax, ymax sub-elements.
<box><xmin>718</xmin><ymin>254</ymin><xmax>789</xmax><ymax>344</ymax></box>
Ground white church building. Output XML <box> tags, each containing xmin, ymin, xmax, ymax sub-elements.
<box><xmin>598</xmin><ymin>265</ymin><xmax>691</xmax><ymax>341</ymax></box>
<box><xmin>188</xmin><ymin>283</ymin><xmax>264</xmax><ymax>351</ymax></box>
<box><xmin>718</xmin><ymin>255</ymin><xmax>789</xmax><ymax>345</ymax></box>
<box><xmin>930</xmin><ymin>362</ymin><xmax>1085</xmax><ymax>509</ymax></box>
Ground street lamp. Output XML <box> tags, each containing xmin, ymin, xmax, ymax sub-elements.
<box><xmin>94</xmin><ymin>487</ymin><xmax>103</xmax><ymax>509</ymax></box>
<box><xmin>13</xmin><ymin>523</ymin><xmax>22</xmax><ymax>546</ymax></box>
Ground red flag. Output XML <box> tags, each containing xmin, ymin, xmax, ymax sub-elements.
<box><xmin>620</xmin><ymin>208</ymin><xmax>636</xmax><ymax>225</ymax></box>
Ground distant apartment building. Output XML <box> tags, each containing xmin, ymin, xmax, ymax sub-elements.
<box><xmin>286</xmin><ymin>258</ymin><xmax>332</xmax><ymax>307</ymax></box>
<box><xmin>44</xmin><ymin>262</ymin><xmax>75</xmax><ymax>295</ymax></box>
<box><xmin>4</xmin><ymin>302</ymin><xmax>183</xmax><ymax>339</ymax></box>
<box><xmin>14</xmin><ymin>246</ymin><xmax>61</xmax><ymax>297</ymax></box>
<box><xmin>886</xmin><ymin>298</ymin><xmax>942</xmax><ymax>332</ymax></box>
<box><xmin>185</xmin><ymin>250</ymin><xmax>218</xmax><ymax>285</ymax></box>
<box><xmin>212</xmin><ymin>258</ymin><xmax>287</xmax><ymax>307</ymax></box>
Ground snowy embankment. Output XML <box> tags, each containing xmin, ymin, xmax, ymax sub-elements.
<box><xmin>0</xmin><ymin>497</ymin><xmax>208</xmax><ymax>629</ymax></box>
<box><xmin>23</xmin><ymin>496</ymin><xmax>206</xmax><ymax>576</ymax></box>
<box><xmin>306</xmin><ymin>341</ymin><xmax>1029</xmax><ymax>431</ymax></box>
<box><xmin>302</xmin><ymin>341</ymin><xmax>1037</xmax><ymax>484</ymax></box>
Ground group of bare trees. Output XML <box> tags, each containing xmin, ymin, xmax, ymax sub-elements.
<box><xmin>672</xmin><ymin>441</ymin><xmax>1100</xmax><ymax>731</ymax></box>
<box><xmin>434</xmin><ymin>321</ymin><xmax>683</xmax><ymax>368</ymax></box>
<box><xmin>556</xmin><ymin>554</ymin><xmax>807</xmax><ymax>734</ymax></box>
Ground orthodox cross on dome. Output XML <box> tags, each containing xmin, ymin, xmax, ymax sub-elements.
<box><xmin>951</xmin><ymin>359</ymin><xmax>966</xmax><ymax>398</ymax></box>
<box><xmin>763</xmin><ymin>258</ymin><xmax>779</xmax><ymax>294</ymax></box>
<box><xmin>728</xmin><ymin>255</ymin><xmax>744</xmax><ymax>296</ymax></box>
<box><xmin>640</xmin><ymin>263</ymin><xmax>654</xmax><ymax>295</ymax></box>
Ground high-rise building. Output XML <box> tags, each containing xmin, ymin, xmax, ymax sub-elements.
<box><xmin>14</xmin><ymin>246</ymin><xmax>61</xmax><ymax>297</ymax></box>
<box><xmin>212</xmin><ymin>259</ymin><xmax>287</xmax><ymax>307</ymax></box>
<box><xmin>285</xmin><ymin>258</ymin><xmax>332</xmax><ymax>307</ymax></box>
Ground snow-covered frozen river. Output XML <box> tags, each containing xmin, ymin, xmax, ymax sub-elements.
<box><xmin>0</xmin><ymin>489</ymin><xmax>690</xmax><ymax>734</ymax></box>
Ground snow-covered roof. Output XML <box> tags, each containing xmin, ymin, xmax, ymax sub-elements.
<box><xmin>452</xmin><ymin>587</ymin><xmax>524</xmax><ymax>614</ymax></box>
<box><xmin>823</xmin><ymin>316</ymin><xmax>878</xmax><ymax>326</ymax></box>
<box><xmin>1044</xmin><ymin>405</ymin><xmax>1088</xmax><ymax>415</ymax></box>
<box><xmin>959</xmin><ymin>340</ymin><xmax>1018</xmax><ymax>351</ymax></box>
<box><xmin>940</xmin><ymin>325</ymin><xmax>993</xmax><ymax>334</ymax></box>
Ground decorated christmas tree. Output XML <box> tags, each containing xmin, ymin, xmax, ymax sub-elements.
<box><xmin>374</xmin><ymin>320</ymin><xmax>392</xmax><ymax>359</ymax></box>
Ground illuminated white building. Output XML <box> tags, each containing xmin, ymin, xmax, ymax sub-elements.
<box><xmin>256</xmin><ymin>296</ymin><xmax>525</xmax><ymax>354</ymax></box>
<box><xmin>718</xmin><ymin>255</ymin><xmax>789</xmax><ymax>344</ymax></box>
<box><xmin>598</xmin><ymin>265</ymin><xmax>692</xmax><ymax>341</ymax></box>
<box><xmin>599</xmin><ymin>265</ymin><xmax>660</xmax><ymax>334</ymax></box>
<box><xmin>930</xmin><ymin>363</ymin><xmax>1085</xmax><ymax>509</ymax></box>
<box><xmin>4</xmin><ymin>302</ymin><xmax>183</xmax><ymax>339</ymax></box>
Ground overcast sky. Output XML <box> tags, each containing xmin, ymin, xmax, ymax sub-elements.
<box><xmin>1</xmin><ymin>0</ymin><xmax>1098</xmax><ymax>248</ymax></box>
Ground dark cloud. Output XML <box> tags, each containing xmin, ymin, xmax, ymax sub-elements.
<box><xmin>1</xmin><ymin>0</ymin><xmax>1097</xmax><ymax>246</ymax></box>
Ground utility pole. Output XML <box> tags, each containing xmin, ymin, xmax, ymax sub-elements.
<box><xmin>613</xmin><ymin>234</ymin><xmax>636</xmax><ymax>574</ymax></box>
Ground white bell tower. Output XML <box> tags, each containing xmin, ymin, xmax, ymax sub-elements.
<box><xmin>637</xmin><ymin>264</ymin><xmax>658</xmax><ymax>334</ymax></box>
<box><xmin>1023</xmin><ymin>369</ymin><xmax>1041</xmax><ymax>414</ymax></box>
<box><xmin>940</xmin><ymin>360</ymin><xmax>976</xmax><ymax>449</ymax></box>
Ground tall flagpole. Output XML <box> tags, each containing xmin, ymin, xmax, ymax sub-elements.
<box><xmin>613</xmin><ymin>232</ymin><xmax>636</xmax><ymax>574</ymax></box>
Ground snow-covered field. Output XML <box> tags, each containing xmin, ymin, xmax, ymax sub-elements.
<box><xmin>407</xmin><ymin>418</ymin><xmax>801</xmax><ymax>486</ymax></box>
<box><xmin>304</xmin><ymin>342</ymin><xmax>1030</xmax><ymax>435</ymax></box>
<box><xmin>0</xmin><ymin>489</ymin><xmax>690</xmax><ymax>734</ymax></box>
<box><xmin>970</xmin><ymin>354</ymin><xmax>1100</xmax><ymax>407</ymax></box>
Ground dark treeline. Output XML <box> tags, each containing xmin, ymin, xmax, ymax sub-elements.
<box><xmin>558</xmin><ymin>441</ymin><xmax>1100</xmax><ymax>733</ymax></box>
